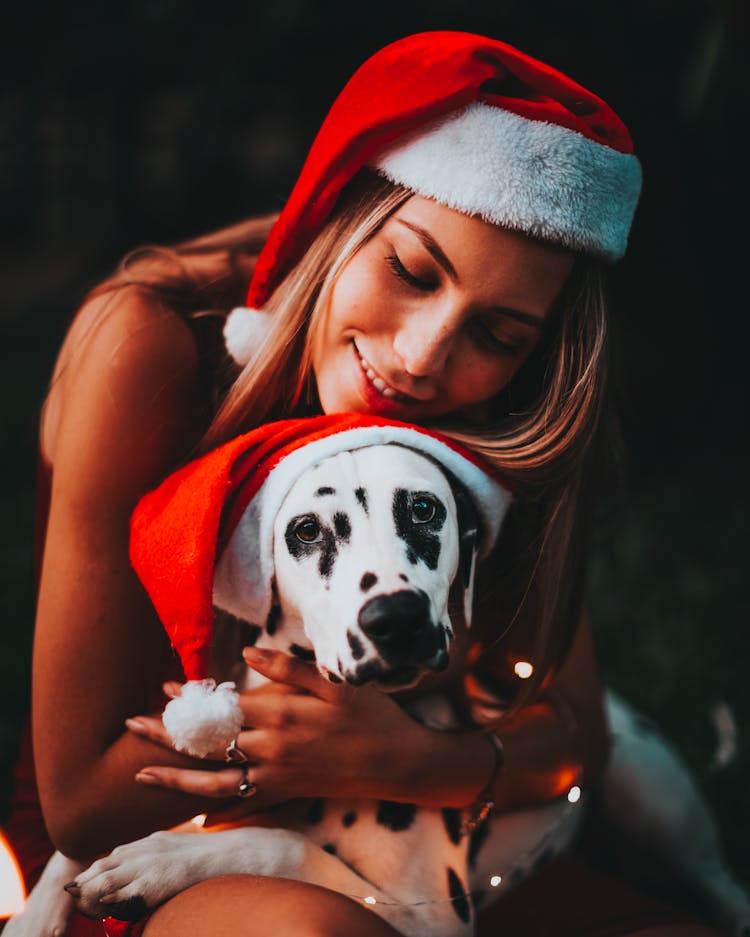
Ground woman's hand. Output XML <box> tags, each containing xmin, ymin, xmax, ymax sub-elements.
<box><xmin>126</xmin><ymin>647</ymin><xmax>438</xmax><ymax>809</ymax></box>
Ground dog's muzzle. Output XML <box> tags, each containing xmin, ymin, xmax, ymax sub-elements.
<box><xmin>352</xmin><ymin>589</ymin><xmax>449</xmax><ymax>686</ymax></box>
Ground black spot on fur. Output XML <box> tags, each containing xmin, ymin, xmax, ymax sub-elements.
<box><xmin>284</xmin><ymin>515</ymin><xmax>338</xmax><ymax>580</ymax></box>
<box><xmin>442</xmin><ymin>808</ymin><xmax>462</xmax><ymax>845</ymax></box>
<box><xmin>355</xmin><ymin>487</ymin><xmax>368</xmax><ymax>513</ymax></box>
<box><xmin>328</xmin><ymin>672</ymin><xmax>343</xmax><ymax>684</ymax></box>
<box><xmin>266</xmin><ymin>604</ymin><xmax>281</xmax><ymax>636</ymax></box>
<box><xmin>105</xmin><ymin>895</ymin><xmax>150</xmax><ymax>922</ymax></box>
<box><xmin>393</xmin><ymin>489</ymin><xmax>446</xmax><ymax>570</ymax></box>
<box><xmin>322</xmin><ymin>843</ymin><xmax>337</xmax><ymax>855</ymax></box>
<box><xmin>360</xmin><ymin>572</ymin><xmax>377</xmax><ymax>592</ymax></box>
<box><xmin>305</xmin><ymin>798</ymin><xmax>325</xmax><ymax>825</ymax></box>
<box><xmin>289</xmin><ymin>643</ymin><xmax>316</xmax><ymax>662</ymax></box>
<box><xmin>241</xmin><ymin>622</ymin><xmax>262</xmax><ymax>647</ymax></box>
<box><xmin>452</xmin><ymin>483</ymin><xmax>479</xmax><ymax>589</ymax></box>
<box><xmin>347</xmin><ymin>630</ymin><xmax>366</xmax><ymax>661</ymax></box>
<box><xmin>447</xmin><ymin>868</ymin><xmax>471</xmax><ymax>923</ymax></box>
<box><xmin>376</xmin><ymin>801</ymin><xmax>417</xmax><ymax>832</ymax></box>
<box><xmin>333</xmin><ymin>511</ymin><xmax>351</xmax><ymax>543</ymax></box>
<box><xmin>399</xmin><ymin>573</ymin><xmax>408</xmax><ymax>582</ymax></box>
<box><xmin>342</xmin><ymin>810</ymin><xmax>358</xmax><ymax>828</ymax></box>
<box><xmin>315</xmin><ymin>486</ymin><xmax>335</xmax><ymax>496</ymax></box>
<box><xmin>468</xmin><ymin>818</ymin><xmax>490</xmax><ymax>870</ymax></box>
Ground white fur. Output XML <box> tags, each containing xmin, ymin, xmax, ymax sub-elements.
<box><xmin>214</xmin><ymin>432</ymin><xmax>510</xmax><ymax>631</ymax></box>
<box><xmin>373</xmin><ymin>101</ymin><xmax>642</xmax><ymax>261</ymax></box>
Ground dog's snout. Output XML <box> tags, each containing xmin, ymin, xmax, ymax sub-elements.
<box><xmin>358</xmin><ymin>591</ymin><xmax>430</xmax><ymax>644</ymax></box>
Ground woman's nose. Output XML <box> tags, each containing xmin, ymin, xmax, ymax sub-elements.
<box><xmin>392</xmin><ymin>307</ymin><xmax>458</xmax><ymax>378</ymax></box>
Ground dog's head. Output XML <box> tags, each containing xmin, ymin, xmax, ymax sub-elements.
<box><xmin>272</xmin><ymin>445</ymin><xmax>472</xmax><ymax>688</ymax></box>
<box><xmin>130</xmin><ymin>416</ymin><xmax>510</xmax><ymax>693</ymax></box>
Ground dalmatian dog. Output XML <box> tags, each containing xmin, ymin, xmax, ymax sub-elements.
<box><xmin>8</xmin><ymin>441</ymin><xmax>750</xmax><ymax>937</ymax></box>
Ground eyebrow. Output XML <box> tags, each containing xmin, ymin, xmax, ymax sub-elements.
<box><xmin>394</xmin><ymin>218</ymin><xmax>546</xmax><ymax>330</ymax></box>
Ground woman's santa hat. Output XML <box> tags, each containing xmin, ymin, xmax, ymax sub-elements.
<box><xmin>130</xmin><ymin>414</ymin><xmax>511</xmax><ymax>683</ymax></box>
<box><xmin>225</xmin><ymin>30</ymin><xmax>641</xmax><ymax>365</ymax></box>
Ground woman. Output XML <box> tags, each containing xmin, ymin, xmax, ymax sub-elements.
<box><xmin>5</xmin><ymin>30</ymin><xmax>717</xmax><ymax>937</ymax></box>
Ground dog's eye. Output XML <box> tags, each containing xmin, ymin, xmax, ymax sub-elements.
<box><xmin>411</xmin><ymin>496</ymin><xmax>437</xmax><ymax>524</ymax></box>
<box><xmin>294</xmin><ymin>517</ymin><xmax>322</xmax><ymax>543</ymax></box>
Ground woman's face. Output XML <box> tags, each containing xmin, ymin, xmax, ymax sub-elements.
<box><xmin>312</xmin><ymin>196</ymin><xmax>575</xmax><ymax>422</ymax></box>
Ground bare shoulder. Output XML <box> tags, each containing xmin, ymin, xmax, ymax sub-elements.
<box><xmin>44</xmin><ymin>285</ymin><xmax>207</xmax><ymax>512</ymax></box>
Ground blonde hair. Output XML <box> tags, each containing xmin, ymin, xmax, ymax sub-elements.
<box><xmin>90</xmin><ymin>171</ymin><xmax>616</xmax><ymax>706</ymax></box>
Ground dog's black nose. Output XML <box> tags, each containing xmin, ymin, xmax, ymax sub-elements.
<box><xmin>358</xmin><ymin>590</ymin><xmax>431</xmax><ymax>650</ymax></box>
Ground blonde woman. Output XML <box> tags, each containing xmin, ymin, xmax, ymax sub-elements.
<box><xmin>4</xmin><ymin>30</ymin><xmax>718</xmax><ymax>937</ymax></box>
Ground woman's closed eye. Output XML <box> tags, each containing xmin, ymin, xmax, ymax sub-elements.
<box><xmin>385</xmin><ymin>253</ymin><xmax>437</xmax><ymax>292</ymax></box>
<box><xmin>472</xmin><ymin>320</ymin><xmax>521</xmax><ymax>355</ymax></box>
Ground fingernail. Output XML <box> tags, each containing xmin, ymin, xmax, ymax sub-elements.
<box><xmin>64</xmin><ymin>881</ymin><xmax>80</xmax><ymax>894</ymax></box>
<box><xmin>135</xmin><ymin>771</ymin><xmax>159</xmax><ymax>785</ymax></box>
<box><xmin>125</xmin><ymin>718</ymin><xmax>148</xmax><ymax>733</ymax></box>
<box><xmin>243</xmin><ymin>647</ymin><xmax>272</xmax><ymax>662</ymax></box>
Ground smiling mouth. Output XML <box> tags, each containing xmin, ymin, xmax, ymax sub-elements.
<box><xmin>353</xmin><ymin>341</ymin><xmax>411</xmax><ymax>402</ymax></box>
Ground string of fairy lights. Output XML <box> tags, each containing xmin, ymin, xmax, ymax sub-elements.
<box><xmin>180</xmin><ymin>780</ymin><xmax>584</xmax><ymax>915</ymax></box>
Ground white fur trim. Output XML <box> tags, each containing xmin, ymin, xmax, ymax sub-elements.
<box><xmin>214</xmin><ymin>425</ymin><xmax>511</xmax><ymax>628</ymax></box>
<box><xmin>223</xmin><ymin>306</ymin><xmax>271</xmax><ymax>366</ymax></box>
<box><xmin>373</xmin><ymin>102</ymin><xmax>641</xmax><ymax>261</ymax></box>
<box><xmin>162</xmin><ymin>679</ymin><xmax>243</xmax><ymax>758</ymax></box>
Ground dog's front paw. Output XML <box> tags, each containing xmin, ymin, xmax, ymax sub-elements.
<box><xmin>69</xmin><ymin>831</ymin><xmax>206</xmax><ymax>921</ymax></box>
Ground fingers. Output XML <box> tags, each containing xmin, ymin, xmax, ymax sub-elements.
<box><xmin>135</xmin><ymin>765</ymin><xmax>254</xmax><ymax>799</ymax></box>
<box><xmin>243</xmin><ymin>647</ymin><xmax>349</xmax><ymax>702</ymax></box>
<box><xmin>125</xmin><ymin>715</ymin><xmax>174</xmax><ymax>749</ymax></box>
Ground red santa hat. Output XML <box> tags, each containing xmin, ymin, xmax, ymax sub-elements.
<box><xmin>130</xmin><ymin>414</ymin><xmax>511</xmax><ymax>681</ymax></box>
<box><xmin>225</xmin><ymin>30</ymin><xmax>641</xmax><ymax>365</ymax></box>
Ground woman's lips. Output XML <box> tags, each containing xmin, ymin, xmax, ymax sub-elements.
<box><xmin>352</xmin><ymin>342</ymin><xmax>413</xmax><ymax>403</ymax></box>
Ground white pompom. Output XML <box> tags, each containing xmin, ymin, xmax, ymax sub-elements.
<box><xmin>162</xmin><ymin>680</ymin><xmax>243</xmax><ymax>758</ymax></box>
<box><xmin>223</xmin><ymin>306</ymin><xmax>270</xmax><ymax>365</ymax></box>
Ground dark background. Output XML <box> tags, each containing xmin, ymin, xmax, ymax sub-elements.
<box><xmin>1</xmin><ymin>0</ymin><xmax>748</xmax><ymax>888</ymax></box>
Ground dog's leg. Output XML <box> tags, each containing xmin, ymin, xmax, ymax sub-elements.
<box><xmin>71</xmin><ymin>827</ymin><xmax>429</xmax><ymax>934</ymax></box>
<box><xmin>3</xmin><ymin>851</ymin><xmax>84</xmax><ymax>937</ymax></box>
<box><xmin>601</xmin><ymin>692</ymin><xmax>750</xmax><ymax>936</ymax></box>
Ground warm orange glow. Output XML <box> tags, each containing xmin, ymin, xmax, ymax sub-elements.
<box><xmin>0</xmin><ymin>829</ymin><xmax>26</xmax><ymax>917</ymax></box>
<box><xmin>513</xmin><ymin>660</ymin><xmax>534</xmax><ymax>679</ymax></box>
<box><xmin>553</xmin><ymin>767</ymin><xmax>579</xmax><ymax>797</ymax></box>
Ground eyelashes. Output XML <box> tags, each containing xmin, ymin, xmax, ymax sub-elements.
<box><xmin>385</xmin><ymin>252</ymin><xmax>520</xmax><ymax>355</ymax></box>
<box><xmin>385</xmin><ymin>253</ymin><xmax>436</xmax><ymax>292</ymax></box>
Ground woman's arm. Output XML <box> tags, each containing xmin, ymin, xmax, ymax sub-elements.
<box><xmin>126</xmin><ymin>609</ymin><xmax>609</xmax><ymax>815</ymax></box>
<box><xmin>33</xmin><ymin>287</ymin><xmax>226</xmax><ymax>860</ymax></box>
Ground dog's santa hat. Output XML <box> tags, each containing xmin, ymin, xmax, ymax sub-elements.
<box><xmin>225</xmin><ymin>30</ymin><xmax>641</xmax><ymax>364</ymax></box>
<box><xmin>130</xmin><ymin>414</ymin><xmax>511</xmax><ymax>683</ymax></box>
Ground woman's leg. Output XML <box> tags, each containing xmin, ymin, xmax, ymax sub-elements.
<box><xmin>141</xmin><ymin>875</ymin><xmax>403</xmax><ymax>937</ymax></box>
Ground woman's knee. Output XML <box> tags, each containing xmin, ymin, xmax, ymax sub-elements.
<box><xmin>141</xmin><ymin>874</ymin><xmax>402</xmax><ymax>937</ymax></box>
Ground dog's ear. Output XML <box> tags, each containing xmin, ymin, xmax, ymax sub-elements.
<box><xmin>450</xmin><ymin>478</ymin><xmax>482</xmax><ymax>628</ymax></box>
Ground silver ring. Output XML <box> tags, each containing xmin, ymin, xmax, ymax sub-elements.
<box><xmin>225</xmin><ymin>738</ymin><xmax>249</xmax><ymax>764</ymax></box>
<box><xmin>237</xmin><ymin>765</ymin><xmax>257</xmax><ymax>799</ymax></box>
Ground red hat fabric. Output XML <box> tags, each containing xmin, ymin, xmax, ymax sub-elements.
<box><xmin>130</xmin><ymin>414</ymin><xmax>511</xmax><ymax>681</ymax></box>
<box><xmin>246</xmin><ymin>31</ymin><xmax>640</xmax><ymax>309</ymax></box>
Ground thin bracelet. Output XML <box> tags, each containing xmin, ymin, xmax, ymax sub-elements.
<box><xmin>461</xmin><ymin>732</ymin><xmax>504</xmax><ymax>835</ymax></box>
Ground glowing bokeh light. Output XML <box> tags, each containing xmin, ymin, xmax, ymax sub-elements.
<box><xmin>490</xmin><ymin>875</ymin><xmax>502</xmax><ymax>887</ymax></box>
<box><xmin>0</xmin><ymin>829</ymin><xmax>26</xmax><ymax>917</ymax></box>
<box><xmin>191</xmin><ymin>814</ymin><xmax>207</xmax><ymax>827</ymax></box>
<box><xmin>567</xmin><ymin>785</ymin><xmax>582</xmax><ymax>804</ymax></box>
<box><xmin>513</xmin><ymin>661</ymin><xmax>534</xmax><ymax>679</ymax></box>
<box><xmin>364</xmin><ymin>896</ymin><xmax>377</xmax><ymax>905</ymax></box>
